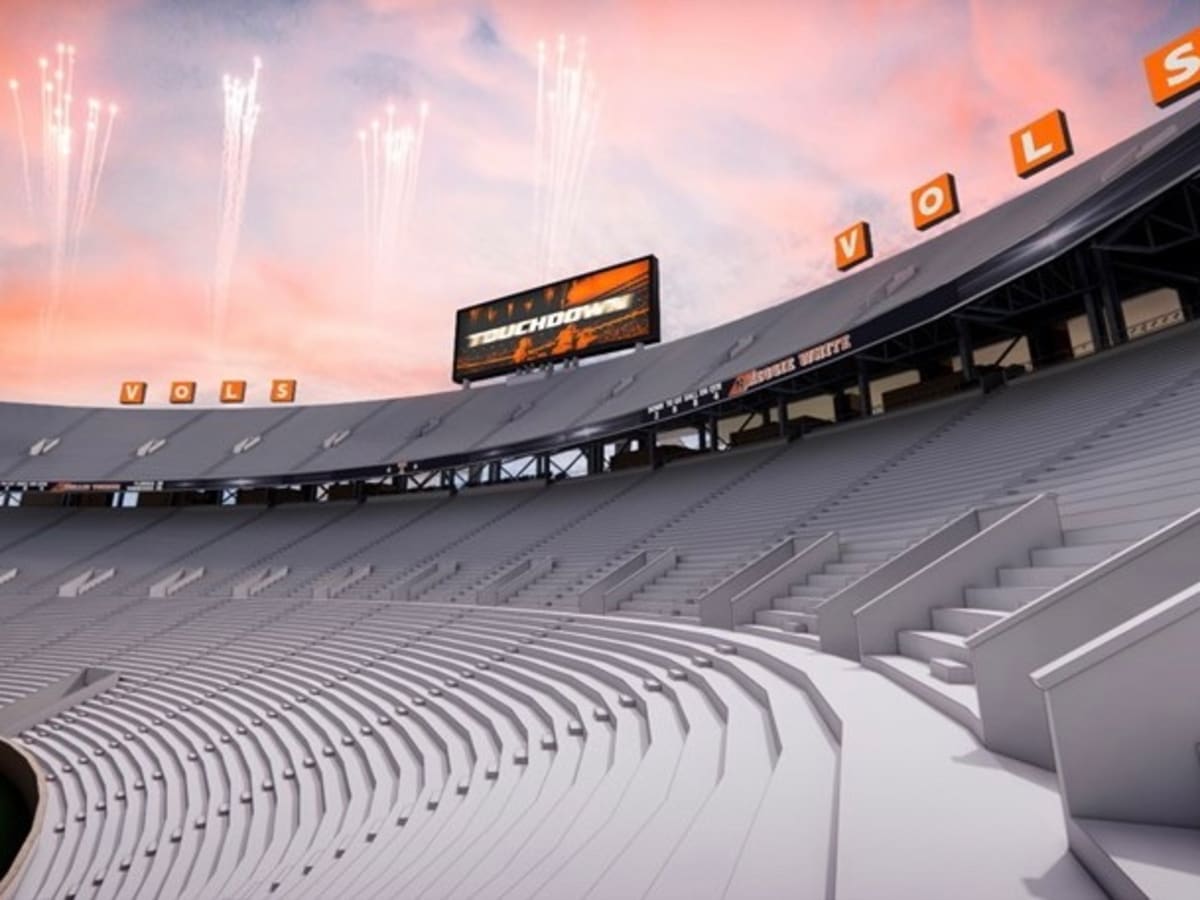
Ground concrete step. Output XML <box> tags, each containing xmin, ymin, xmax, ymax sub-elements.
<box><xmin>735</xmin><ymin>624</ymin><xmax>821</xmax><ymax>649</ymax></box>
<box><xmin>632</xmin><ymin>584</ymin><xmax>702</xmax><ymax>599</ymax></box>
<box><xmin>897</xmin><ymin>629</ymin><xmax>971</xmax><ymax>664</ymax></box>
<box><xmin>620</xmin><ymin>608</ymin><xmax>700</xmax><ymax>622</ymax></box>
<box><xmin>1029</xmin><ymin>543</ymin><xmax>1124</xmax><ymax>566</ymax></box>
<box><xmin>843</xmin><ymin>538</ymin><xmax>911</xmax><ymax>554</ymax></box>
<box><xmin>807</xmin><ymin>573</ymin><xmax>856</xmax><ymax>590</ymax></box>
<box><xmin>772</xmin><ymin>594</ymin><xmax>824</xmax><ymax>613</ymax></box>
<box><xmin>621</xmin><ymin>599</ymin><xmax>696</xmax><ymax>618</ymax></box>
<box><xmin>754</xmin><ymin>608</ymin><xmax>816</xmax><ymax>633</ymax></box>
<box><xmin>863</xmin><ymin>654</ymin><xmax>981</xmax><ymax>739</ymax></box>
<box><xmin>793</xmin><ymin>582</ymin><xmax>838</xmax><ymax>599</ymax></box>
<box><xmin>824</xmin><ymin>562</ymin><xmax>873</xmax><ymax>577</ymax></box>
<box><xmin>963</xmin><ymin>585</ymin><xmax>1045</xmax><ymax>612</ymax></box>
<box><xmin>839</xmin><ymin>551</ymin><xmax>893</xmax><ymax>564</ymax></box>
<box><xmin>931</xmin><ymin>606</ymin><xmax>1007</xmax><ymax>637</ymax></box>
<box><xmin>929</xmin><ymin>656</ymin><xmax>974</xmax><ymax>685</ymax></box>
<box><xmin>1062</xmin><ymin>521</ymin><xmax>1160</xmax><ymax>546</ymax></box>
<box><xmin>996</xmin><ymin>565</ymin><xmax>1088</xmax><ymax>587</ymax></box>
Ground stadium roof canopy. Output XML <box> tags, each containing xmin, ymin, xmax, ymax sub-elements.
<box><xmin>4</xmin><ymin>98</ymin><xmax>1200</xmax><ymax>489</ymax></box>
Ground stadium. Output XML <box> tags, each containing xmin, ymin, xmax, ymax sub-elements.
<box><xmin>2</xmin><ymin>7</ymin><xmax>1200</xmax><ymax>900</ymax></box>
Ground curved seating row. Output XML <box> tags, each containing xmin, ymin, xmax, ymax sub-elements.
<box><xmin>3</xmin><ymin>602</ymin><xmax>836</xmax><ymax>899</ymax></box>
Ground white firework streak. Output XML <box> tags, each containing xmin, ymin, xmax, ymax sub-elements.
<box><xmin>534</xmin><ymin>34</ymin><xmax>600</xmax><ymax>278</ymax></box>
<box><xmin>211</xmin><ymin>56</ymin><xmax>262</xmax><ymax>342</ymax></box>
<box><xmin>81</xmin><ymin>103</ymin><xmax>117</xmax><ymax>232</ymax></box>
<box><xmin>10</xmin><ymin>44</ymin><xmax>119</xmax><ymax>351</ymax></box>
<box><xmin>7</xmin><ymin>80</ymin><xmax>34</xmax><ymax>216</ymax></box>
<box><xmin>357</xmin><ymin>100</ymin><xmax>429</xmax><ymax>312</ymax></box>
<box><xmin>38</xmin><ymin>58</ymin><xmax>50</xmax><ymax>214</ymax></box>
<box><xmin>358</xmin><ymin>129</ymin><xmax>370</xmax><ymax>279</ymax></box>
<box><xmin>69</xmin><ymin>99</ymin><xmax>100</xmax><ymax>268</ymax></box>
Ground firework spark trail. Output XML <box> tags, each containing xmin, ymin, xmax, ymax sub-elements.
<box><xmin>7</xmin><ymin>43</ymin><xmax>119</xmax><ymax>323</ymax></box>
<box><xmin>534</xmin><ymin>40</ymin><xmax>545</xmax><ymax>241</ymax></box>
<box><xmin>7</xmin><ymin>80</ymin><xmax>35</xmax><ymax>216</ymax></box>
<box><xmin>82</xmin><ymin>103</ymin><xmax>117</xmax><ymax>231</ymax></box>
<box><xmin>534</xmin><ymin>34</ymin><xmax>600</xmax><ymax>278</ymax></box>
<box><xmin>211</xmin><ymin>56</ymin><xmax>262</xmax><ymax>342</ymax></box>
<box><xmin>49</xmin><ymin>120</ymin><xmax>72</xmax><ymax>303</ymax></box>
<box><xmin>400</xmin><ymin>101</ymin><xmax>429</xmax><ymax>250</ymax></box>
<box><xmin>357</xmin><ymin>100</ymin><xmax>428</xmax><ymax>312</ymax></box>
<box><xmin>38</xmin><ymin>58</ymin><xmax>50</xmax><ymax>210</ymax></box>
<box><xmin>358</xmin><ymin>129</ymin><xmax>369</xmax><ymax>280</ymax></box>
<box><xmin>70</xmin><ymin>99</ymin><xmax>100</xmax><ymax>264</ymax></box>
<box><xmin>564</xmin><ymin>66</ymin><xmax>601</xmax><ymax>268</ymax></box>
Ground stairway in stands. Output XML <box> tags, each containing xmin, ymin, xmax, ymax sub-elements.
<box><xmin>863</xmin><ymin>529</ymin><xmax>1124</xmax><ymax>725</ymax></box>
<box><xmin>507</xmin><ymin>445</ymin><xmax>788</xmax><ymax>608</ymax></box>
<box><xmin>617</xmin><ymin>397</ymin><xmax>983</xmax><ymax>618</ymax></box>
<box><xmin>748</xmin><ymin>539</ymin><xmax>900</xmax><ymax>643</ymax></box>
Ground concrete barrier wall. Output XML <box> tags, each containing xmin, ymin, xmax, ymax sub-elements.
<box><xmin>855</xmin><ymin>494</ymin><xmax>1061</xmax><ymax>657</ymax></box>
<box><xmin>701</xmin><ymin>534</ymin><xmax>838</xmax><ymax>630</ymax></box>
<box><xmin>815</xmin><ymin>510</ymin><xmax>982</xmax><ymax>660</ymax></box>
<box><xmin>1033</xmin><ymin>580</ymin><xmax>1200</xmax><ymax>828</ymax></box>
<box><xmin>600</xmin><ymin>548</ymin><xmax>677</xmax><ymax>613</ymax></box>
<box><xmin>578</xmin><ymin>552</ymin><xmax>647</xmax><ymax>614</ymax></box>
<box><xmin>0</xmin><ymin>668</ymin><xmax>120</xmax><ymax>737</ymax></box>
<box><xmin>969</xmin><ymin>505</ymin><xmax>1200</xmax><ymax>769</ymax></box>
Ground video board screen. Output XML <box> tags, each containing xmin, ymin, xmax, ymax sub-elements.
<box><xmin>452</xmin><ymin>255</ymin><xmax>660</xmax><ymax>383</ymax></box>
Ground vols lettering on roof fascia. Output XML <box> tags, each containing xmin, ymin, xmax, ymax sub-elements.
<box><xmin>464</xmin><ymin>294</ymin><xmax>635</xmax><ymax>349</ymax></box>
<box><xmin>825</xmin><ymin>24</ymin><xmax>1200</xmax><ymax>270</ymax></box>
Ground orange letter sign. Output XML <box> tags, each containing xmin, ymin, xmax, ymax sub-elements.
<box><xmin>1144</xmin><ymin>27</ymin><xmax>1200</xmax><ymax>108</ymax></box>
<box><xmin>1010</xmin><ymin>110</ymin><xmax>1073</xmax><ymax>179</ymax></box>
<box><xmin>834</xmin><ymin>221</ymin><xmax>873</xmax><ymax>272</ymax></box>
<box><xmin>119</xmin><ymin>381</ymin><xmax>147</xmax><ymax>405</ymax></box>
<box><xmin>169</xmin><ymin>381</ymin><xmax>196</xmax><ymax>404</ymax></box>
<box><xmin>220</xmin><ymin>380</ymin><xmax>247</xmax><ymax>404</ymax></box>
<box><xmin>911</xmin><ymin>172</ymin><xmax>960</xmax><ymax>231</ymax></box>
<box><xmin>270</xmin><ymin>379</ymin><xmax>297</xmax><ymax>403</ymax></box>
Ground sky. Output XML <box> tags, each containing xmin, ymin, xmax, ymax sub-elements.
<box><xmin>0</xmin><ymin>0</ymin><xmax>1195</xmax><ymax>406</ymax></box>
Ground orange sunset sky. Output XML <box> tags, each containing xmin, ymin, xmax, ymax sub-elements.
<box><xmin>0</xmin><ymin>0</ymin><xmax>1195</xmax><ymax>406</ymax></box>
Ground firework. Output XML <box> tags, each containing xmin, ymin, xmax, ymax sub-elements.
<box><xmin>534</xmin><ymin>34</ymin><xmax>601</xmax><ymax>278</ymax></box>
<box><xmin>211</xmin><ymin>56</ymin><xmax>262</xmax><ymax>342</ymax></box>
<box><xmin>356</xmin><ymin>99</ymin><xmax>428</xmax><ymax>312</ymax></box>
<box><xmin>8</xmin><ymin>43</ymin><xmax>118</xmax><ymax>343</ymax></box>
<box><xmin>7</xmin><ymin>79</ymin><xmax>34</xmax><ymax>216</ymax></box>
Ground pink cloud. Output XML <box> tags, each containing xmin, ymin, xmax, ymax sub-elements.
<box><xmin>0</xmin><ymin>0</ymin><xmax>1193</xmax><ymax>405</ymax></box>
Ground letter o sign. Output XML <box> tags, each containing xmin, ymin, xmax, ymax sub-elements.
<box><xmin>169</xmin><ymin>381</ymin><xmax>197</xmax><ymax>404</ymax></box>
<box><xmin>911</xmin><ymin>172</ymin><xmax>960</xmax><ymax>231</ymax></box>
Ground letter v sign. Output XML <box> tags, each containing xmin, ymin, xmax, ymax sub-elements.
<box><xmin>834</xmin><ymin>221</ymin><xmax>873</xmax><ymax>272</ymax></box>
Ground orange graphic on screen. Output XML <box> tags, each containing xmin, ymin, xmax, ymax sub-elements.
<box><xmin>453</xmin><ymin>256</ymin><xmax>658</xmax><ymax>382</ymax></box>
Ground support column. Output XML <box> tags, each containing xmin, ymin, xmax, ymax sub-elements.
<box><xmin>856</xmin><ymin>358</ymin><xmax>873</xmax><ymax>418</ymax></box>
<box><xmin>1072</xmin><ymin>249</ymin><xmax>1110</xmax><ymax>352</ymax></box>
<box><xmin>1091</xmin><ymin>247</ymin><xmax>1128</xmax><ymax>345</ymax></box>
<box><xmin>776</xmin><ymin>395</ymin><xmax>789</xmax><ymax>438</ymax></box>
<box><xmin>956</xmin><ymin>318</ymin><xmax>977</xmax><ymax>382</ymax></box>
<box><xmin>1176</xmin><ymin>281</ymin><xmax>1200</xmax><ymax>322</ymax></box>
